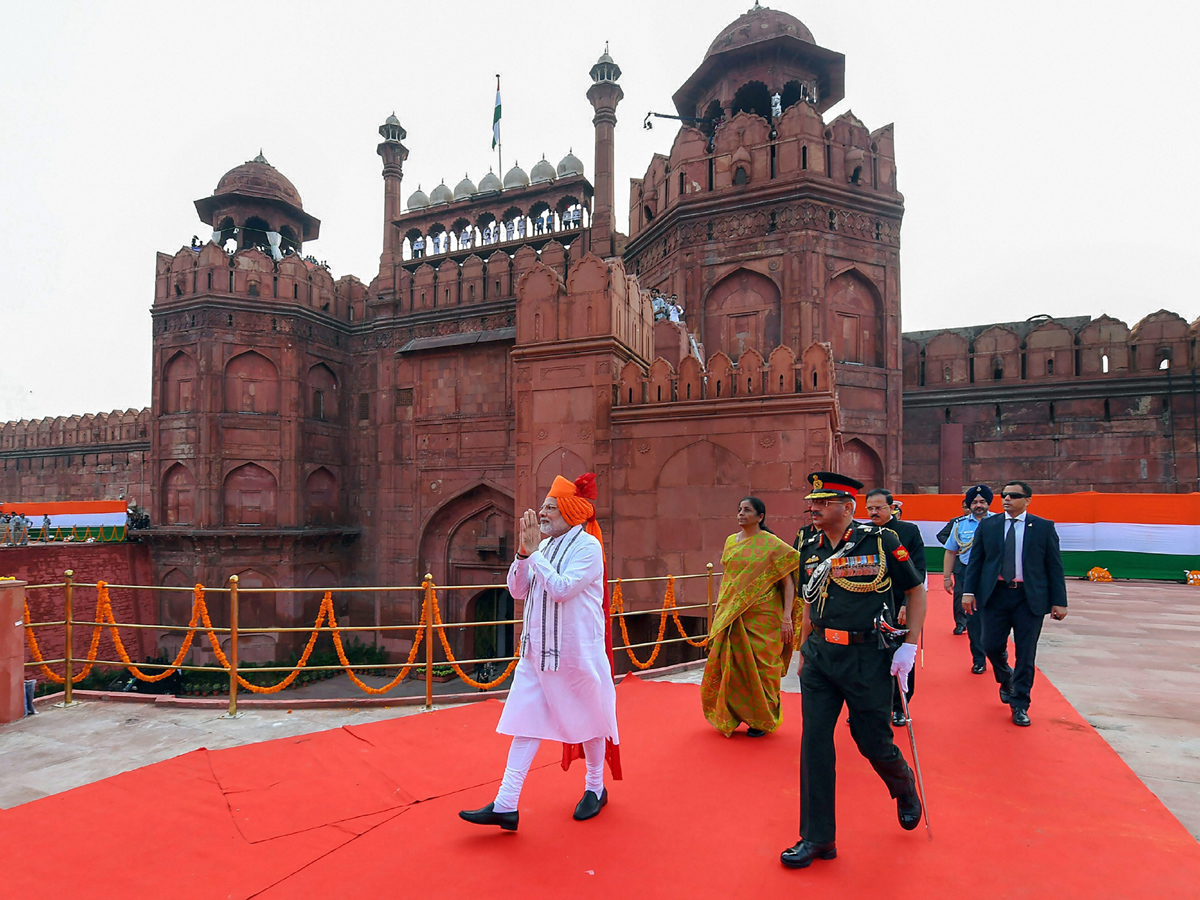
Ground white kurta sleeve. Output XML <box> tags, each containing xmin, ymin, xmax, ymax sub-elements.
<box><xmin>507</xmin><ymin>555</ymin><xmax>533</xmax><ymax>600</ymax></box>
<box><xmin>526</xmin><ymin>537</ymin><xmax>603</xmax><ymax>604</ymax></box>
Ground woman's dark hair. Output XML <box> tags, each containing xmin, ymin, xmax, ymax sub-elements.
<box><xmin>740</xmin><ymin>496</ymin><xmax>773</xmax><ymax>533</ymax></box>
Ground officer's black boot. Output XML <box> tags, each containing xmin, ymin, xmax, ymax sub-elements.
<box><xmin>781</xmin><ymin>839</ymin><xmax>837</xmax><ymax>869</ymax></box>
<box><xmin>897</xmin><ymin>784</ymin><xmax>922</xmax><ymax>831</ymax></box>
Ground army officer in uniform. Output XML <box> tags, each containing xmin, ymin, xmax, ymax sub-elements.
<box><xmin>781</xmin><ymin>472</ymin><xmax>928</xmax><ymax>870</ymax></box>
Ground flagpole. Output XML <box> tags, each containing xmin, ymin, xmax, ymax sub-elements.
<box><xmin>495</xmin><ymin>73</ymin><xmax>502</xmax><ymax>177</ymax></box>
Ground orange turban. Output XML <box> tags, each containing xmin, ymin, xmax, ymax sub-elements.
<box><xmin>546</xmin><ymin>473</ymin><xmax>603</xmax><ymax>548</ymax></box>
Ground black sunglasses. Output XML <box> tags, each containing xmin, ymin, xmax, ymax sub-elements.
<box><xmin>1000</xmin><ymin>491</ymin><xmax>1028</xmax><ymax>500</ymax></box>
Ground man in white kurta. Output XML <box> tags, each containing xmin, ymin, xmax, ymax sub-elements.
<box><xmin>459</xmin><ymin>474</ymin><xmax>620</xmax><ymax>831</ymax></box>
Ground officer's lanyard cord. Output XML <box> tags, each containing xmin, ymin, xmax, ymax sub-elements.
<box><xmin>802</xmin><ymin>535</ymin><xmax>892</xmax><ymax>621</ymax></box>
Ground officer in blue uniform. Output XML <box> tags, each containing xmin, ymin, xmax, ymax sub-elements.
<box><xmin>781</xmin><ymin>472</ymin><xmax>927</xmax><ymax>871</ymax></box>
<box><xmin>942</xmin><ymin>484</ymin><xmax>996</xmax><ymax>674</ymax></box>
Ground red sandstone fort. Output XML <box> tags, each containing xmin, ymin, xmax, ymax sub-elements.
<box><xmin>3</xmin><ymin>5</ymin><xmax>1198</xmax><ymax>657</ymax></box>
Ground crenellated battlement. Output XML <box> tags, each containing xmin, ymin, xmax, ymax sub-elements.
<box><xmin>0</xmin><ymin>408</ymin><xmax>150</xmax><ymax>453</ymax></box>
<box><xmin>903</xmin><ymin>310</ymin><xmax>1199</xmax><ymax>388</ymax></box>
<box><xmin>155</xmin><ymin>243</ymin><xmax>365</xmax><ymax>324</ymax></box>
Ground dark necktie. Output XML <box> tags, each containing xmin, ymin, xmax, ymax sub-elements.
<box><xmin>1002</xmin><ymin>518</ymin><xmax>1018</xmax><ymax>582</ymax></box>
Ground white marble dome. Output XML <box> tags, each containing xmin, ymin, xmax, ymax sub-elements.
<box><xmin>406</xmin><ymin>186</ymin><xmax>429</xmax><ymax>210</ymax></box>
<box><xmin>429</xmin><ymin>181</ymin><xmax>453</xmax><ymax>205</ymax></box>
<box><xmin>453</xmin><ymin>175</ymin><xmax>477</xmax><ymax>201</ymax></box>
<box><xmin>503</xmin><ymin>164</ymin><xmax>530</xmax><ymax>189</ymax></box>
<box><xmin>530</xmin><ymin>157</ymin><xmax>556</xmax><ymax>184</ymax></box>
<box><xmin>477</xmin><ymin>170</ymin><xmax>502</xmax><ymax>193</ymax></box>
<box><xmin>556</xmin><ymin>151</ymin><xmax>584</xmax><ymax>178</ymax></box>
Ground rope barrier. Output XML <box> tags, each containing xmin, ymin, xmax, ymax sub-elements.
<box><xmin>22</xmin><ymin>570</ymin><xmax>714</xmax><ymax>695</ymax></box>
<box><xmin>428</xmin><ymin>584</ymin><xmax>519</xmax><ymax>689</ymax></box>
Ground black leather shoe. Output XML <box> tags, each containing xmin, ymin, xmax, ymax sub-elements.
<box><xmin>1012</xmin><ymin>708</ymin><xmax>1031</xmax><ymax>727</ymax></box>
<box><xmin>746</xmin><ymin>727</ymin><xmax>767</xmax><ymax>737</ymax></box>
<box><xmin>459</xmin><ymin>802</ymin><xmax>518</xmax><ymax>831</ymax></box>
<box><xmin>953</xmin><ymin>624</ymin><xmax>966</xmax><ymax>635</ymax></box>
<box><xmin>897</xmin><ymin>787</ymin><xmax>922</xmax><ymax>831</ymax></box>
<box><xmin>999</xmin><ymin>685</ymin><xmax>1013</xmax><ymax>705</ymax></box>
<box><xmin>573</xmin><ymin>788</ymin><xmax>608</xmax><ymax>821</ymax></box>
<box><xmin>892</xmin><ymin>710</ymin><xmax>908</xmax><ymax>727</ymax></box>
<box><xmin>780</xmin><ymin>839</ymin><xmax>837</xmax><ymax>869</ymax></box>
<box><xmin>972</xmin><ymin>663</ymin><xmax>986</xmax><ymax>675</ymax></box>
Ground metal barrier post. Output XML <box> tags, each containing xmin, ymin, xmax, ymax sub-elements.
<box><xmin>223</xmin><ymin>575</ymin><xmax>241</xmax><ymax>718</ymax></box>
<box><xmin>57</xmin><ymin>570</ymin><xmax>77</xmax><ymax>708</ymax></box>
<box><xmin>705</xmin><ymin>562</ymin><xmax>714</xmax><ymax>637</ymax></box>
<box><xmin>424</xmin><ymin>575</ymin><xmax>434</xmax><ymax>710</ymax></box>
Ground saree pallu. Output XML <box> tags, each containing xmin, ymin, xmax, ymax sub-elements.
<box><xmin>701</xmin><ymin>531</ymin><xmax>801</xmax><ymax>736</ymax></box>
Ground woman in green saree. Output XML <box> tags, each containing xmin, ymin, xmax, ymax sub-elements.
<box><xmin>701</xmin><ymin>497</ymin><xmax>802</xmax><ymax>736</ymax></box>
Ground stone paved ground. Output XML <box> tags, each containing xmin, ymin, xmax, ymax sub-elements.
<box><xmin>2</xmin><ymin>581</ymin><xmax>1197</xmax><ymax>842</ymax></box>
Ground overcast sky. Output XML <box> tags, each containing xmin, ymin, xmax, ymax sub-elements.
<box><xmin>2</xmin><ymin>1</ymin><xmax>1197</xmax><ymax>422</ymax></box>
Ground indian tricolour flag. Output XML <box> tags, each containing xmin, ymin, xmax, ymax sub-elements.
<box><xmin>893</xmin><ymin>492</ymin><xmax>1200</xmax><ymax>582</ymax></box>
<box><xmin>492</xmin><ymin>76</ymin><xmax>501</xmax><ymax>149</ymax></box>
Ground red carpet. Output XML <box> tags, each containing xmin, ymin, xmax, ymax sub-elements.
<box><xmin>4</xmin><ymin>591</ymin><xmax>1200</xmax><ymax>899</ymax></box>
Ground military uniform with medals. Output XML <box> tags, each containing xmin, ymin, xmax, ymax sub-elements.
<box><xmin>791</xmin><ymin>473</ymin><xmax>923</xmax><ymax>853</ymax></box>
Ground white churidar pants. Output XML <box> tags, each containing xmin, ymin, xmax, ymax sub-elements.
<box><xmin>492</xmin><ymin>735</ymin><xmax>606</xmax><ymax>813</ymax></box>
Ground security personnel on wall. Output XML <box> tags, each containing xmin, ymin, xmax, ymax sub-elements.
<box><xmin>781</xmin><ymin>472</ymin><xmax>928</xmax><ymax>870</ymax></box>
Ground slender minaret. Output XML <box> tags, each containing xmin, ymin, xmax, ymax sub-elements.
<box><xmin>586</xmin><ymin>45</ymin><xmax>623</xmax><ymax>258</ymax></box>
<box><xmin>377</xmin><ymin>113</ymin><xmax>408</xmax><ymax>267</ymax></box>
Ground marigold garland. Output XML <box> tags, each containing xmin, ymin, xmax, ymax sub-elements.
<box><xmin>665</xmin><ymin>576</ymin><xmax>708</xmax><ymax>648</ymax></box>
<box><xmin>23</xmin><ymin>591</ymin><xmax>105</xmax><ymax>684</ymax></box>
<box><xmin>427</xmin><ymin>584</ymin><xmax>519</xmax><ymax>689</ymax></box>
<box><xmin>98</xmin><ymin>582</ymin><xmax>200</xmax><ymax>681</ymax></box>
<box><xmin>328</xmin><ymin>589</ymin><xmax>426</xmax><ymax>694</ymax></box>
<box><xmin>611</xmin><ymin>579</ymin><xmax>671</xmax><ymax>669</ymax></box>
<box><xmin>1086</xmin><ymin>567</ymin><xmax>1114</xmax><ymax>583</ymax></box>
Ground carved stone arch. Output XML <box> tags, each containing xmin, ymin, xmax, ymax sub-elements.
<box><xmin>534</xmin><ymin>447</ymin><xmax>588</xmax><ymax>498</ymax></box>
<box><xmin>839</xmin><ymin>437</ymin><xmax>884</xmax><ymax>490</ymax></box>
<box><xmin>230</xmin><ymin>568</ymin><xmax>277</xmax><ymax>662</ymax></box>
<box><xmin>418</xmin><ymin>483</ymin><xmax>516</xmax><ymax>642</ymax></box>
<box><xmin>656</xmin><ymin>440</ymin><xmax>751</xmax><ymax>552</ymax></box>
<box><xmin>222</xmin><ymin>462</ymin><xmax>278</xmax><ymax>526</ymax></box>
<box><xmin>162</xmin><ymin>350</ymin><xmax>197</xmax><ymax>414</ymax></box>
<box><xmin>223</xmin><ymin>350</ymin><xmax>280</xmax><ymax>414</ymax></box>
<box><xmin>306</xmin><ymin>362</ymin><xmax>339</xmax><ymax>422</ymax></box>
<box><xmin>158</xmin><ymin>567</ymin><xmax>194</xmax><ymax>639</ymax></box>
<box><xmin>973</xmin><ymin>326</ymin><xmax>1020</xmax><ymax>381</ymax></box>
<box><xmin>924</xmin><ymin>332</ymin><xmax>970</xmax><ymax>384</ymax></box>
<box><xmin>702</xmin><ymin>268</ymin><xmax>781</xmax><ymax>361</ymax></box>
<box><xmin>304</xmin><ymin>466</ymin><xmax>338</xmax><ymax>525</ymax></box>
<box><xmin>825</xmin><ymin>268</ymin><xmax>882</xmax><ymax>367</ymax></box>
<box><xmin>801</xmin><ymin>342</ymin><xmax>834</xmax><ymax>392</ymax></box>
<box><xmin>161</xmin><ymin>462</ymin><xmax>194</xmax><ymax>525</ymax></box>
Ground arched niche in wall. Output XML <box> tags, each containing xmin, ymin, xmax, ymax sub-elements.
<box><xmin>303</xmin><ymin>565</ymin><xmax>340</xmax><ymax>630</ymax></box>
<box><xmin>161</xmin><ymin>462</ymin><xmax>195</xmax><ymax>525</ymax></box>
<box><xmin>535</xmin><ymin>447</ymin><xmax>588</xmax><ymax>498</ymax></box>
<box><xmin>304</xmin><ymin>466</ymin><xmax>338</xmax><ymax>525</ymax></box>
<box><xmin>162</xmin><ymin>350</ymin><xmax>197</xmax><ymax>414</ymax></box>
<box><xmin>702</xmin><ymin>268</ymin><xmax>781</xmax><ymax>362</ymax></box>
<box><xmin>223</xmin><ymin>351</ymin><xmax>280</xmax><ymax>414</ymax></box>
<box><xmin>222</xmin><ymin>463</ymin><xmax>278</xmax><ymax>526</ymax></box>
<box><xmin>418</xmin><ymin>483</ymin><xmax>516</xmax><ymax>609</ymax></box>
<box><xmin>306</xmin><ymin>362</ymin><xmax>339</xmax><ymax>422</ymax></box>
<box><xmin>840</xmin><ymin>437</ymin><xmax>884</xmax><ymax>489</ymax></box>
<box><xmin>656</xmin><ymin>440</ymin><xmax>750</xmax><ymax>546</ymax></box>
<box><xmin>158</xmin><ymin>567</ymin><xmax>193</xmax><ymax>629</ymax></box>
<box><xmin>825</xmin><ymin>270</ymin><xmax>882</xmax><ymax>367</ymax></box>
<box><xmin>232</xmin><ymin>568</ymin><xmax>277</xmax><ymax>662</ymax></box>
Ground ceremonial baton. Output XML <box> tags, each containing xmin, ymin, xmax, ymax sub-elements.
<box><xmin>897</xmin><ymin>675</ymin><xmax>932</xmax><ymax>841</ymax></box>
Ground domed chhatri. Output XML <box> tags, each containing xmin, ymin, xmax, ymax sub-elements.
<box><xmin>477</xmin><ymin>169</ymin><xmax>502</xmax><ymax>193</ymax></box>
<box><xmin>453</xmin><ymin>175</ymin><xmax>478</xmax><ymax>201</ymax></box>
<box><xmin>530</xmin><ymin>157</ymin><xmax>556</xmax><ymax>184</ymax></box>
<box><xmin>556</xmin><ymin>150</ymin><xmax>584</xmax><ymax>178</ymax></box>
<box><xmin>213</xmin><ymin>152</ymin><xmax>304</xmax><ymax>209</ymax></box>
<box><xmin>429</xmin><ymin>181</ymin><xmax>454</xmax><ymax>205</ymax></box>
<box><xmin>407</xmin><ymin>185</ymin><xmax>430</xmax><ymax>210</ymax></box>
<box><xmin>705</xmin><ymin>2</ymin><xmax>815</xmax><ymax>59</ymax></box>
<box><xmin>503</xmin><ymin>163</ymin><xmax>530</xmax><ymax>189</ymax></box>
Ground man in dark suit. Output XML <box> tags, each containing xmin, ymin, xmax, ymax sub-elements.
<box><xmin>962</xmin><ymin>480</ymin><xmax>1068</xmax><ymax>727</ymax></box>
<box><xmin>864</xmin><ymin>489</ymin><xmax>926</xmax><ymax>726</ymax></box>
